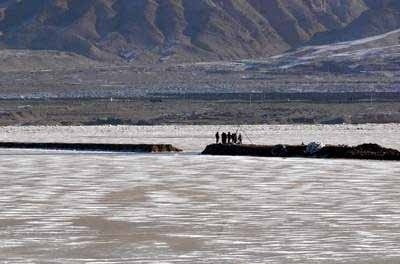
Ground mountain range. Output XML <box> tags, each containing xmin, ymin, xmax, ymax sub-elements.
<box><xmin>1</xmin><ymin>0</ymin><xmax>399</xmax><ymax>63</ymax></box>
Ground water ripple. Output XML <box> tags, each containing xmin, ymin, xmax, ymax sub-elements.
<box><xmin>0</xmin><ymin>153</ymin><xmax>400</xmax><ymax>263</ymax></box>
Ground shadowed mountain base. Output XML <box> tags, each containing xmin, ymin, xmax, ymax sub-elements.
<box><xmin>202</xmin><ymin>143</ymin><xmax>400</xmax><ymax>161</ymax></box>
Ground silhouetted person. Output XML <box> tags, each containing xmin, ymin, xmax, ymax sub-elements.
<box><xmin>221</xmin><ymin>132</ymin><xmax>227</xmax><ymax>144</ymax></box>
<box><xmin>238</xmin><ymin>134</ymin><xmax>242</xmax><ymax>144</ymax></box>
<box><xmin>232</xmin><ymin>133</ymin><xmax>237</xmax><ymax>144</ymax></box>
<box><xmin>227</xmin><ymin>132</ymin><xmax>231</xmax><ymax>144</ymax></box>
<box><xmin>215</xmin><ymin>132</ymin><xmax>220</xmax><ymax>144</ymax></box>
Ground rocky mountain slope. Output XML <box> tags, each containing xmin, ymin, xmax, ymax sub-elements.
<box><xmin>0</xmin><ymin>0</ymin><xmax>375</xmax><ymax>62</ymax></box>
<box><xmin>311</xmin><ymin>0</ymin><xmax>400</xmax><ymax>44</ymax></box>
<box><xmin>240</xmin><ymin>28</ymin><xmax>400</xmax><ymax>74</ymax></box>
<box><xmin>0</xmin><ymin>49</ymin><xmax>101</xmax><ymax>72</ymax></box>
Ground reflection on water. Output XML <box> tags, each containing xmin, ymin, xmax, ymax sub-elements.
<box><xmin>0</xmin><ymin>125</ymin><xmax>400</xmax><ymax>263</ymax></box>
<box><xmin>0</xmin><ymin>153</ymin><xmax>400</xmax><ymax>263</ymax></box>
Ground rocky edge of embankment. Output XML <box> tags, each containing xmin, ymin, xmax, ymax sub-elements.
<box><xmin>202</xmin><ymin>143</ymin><xmax>400</xmax><ymax>161</ymax></box>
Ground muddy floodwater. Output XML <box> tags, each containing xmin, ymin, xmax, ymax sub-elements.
<box><xmin>0</xmin><ymin>124</ymin><xmax>400</xmax><ymax>263</ymax></box>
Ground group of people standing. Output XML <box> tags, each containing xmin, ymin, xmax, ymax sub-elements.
<box><xmin>215</xmin><ymin>132</ymin><xmax>242</xmax><ymax>145</ymax></box>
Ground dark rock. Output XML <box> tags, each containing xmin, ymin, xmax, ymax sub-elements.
<box><xmin>271</xmin><ymin>144</ymin><xmax>288</xmax><ymax>157</ymax></box>
<box><xmin>202</xmin><ymin>144</ymin><xmax>307</xmax><ymax>158</ymax></box>
<box><xmin>0</xmin><ymin>142</ymin><xmax>182</xmax><ymax>153</ymax></box>
<box><xmin>202</xmin><ymin>143</ymin><xmax>400</xmax><ymax>161</ymax></box>
<box><xmin>316</xmin><ymin>143</ymin><xmax>400</xmax><ymax>160</ymax></box>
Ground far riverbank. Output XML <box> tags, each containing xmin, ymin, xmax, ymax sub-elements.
<box><xmin>0</xmin><ymin>97</ymin><xmax>399</xmax><ymax>126</ymax></box>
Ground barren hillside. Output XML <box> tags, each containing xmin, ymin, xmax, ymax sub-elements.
<box><xmin>0</xmin><ymin>0</ymin><xmax>372</xmax><ymax>62</ymax></box>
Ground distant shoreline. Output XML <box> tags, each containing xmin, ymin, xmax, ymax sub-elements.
<box><xmin>2</xmin><ymin>91</ymin><xmax>400</xmax><ymax>103</ymax></box>
<box><xmin>0</xmin><ymin>95</ymin><xmax>399</xmax><ymax>126</ymax></box>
